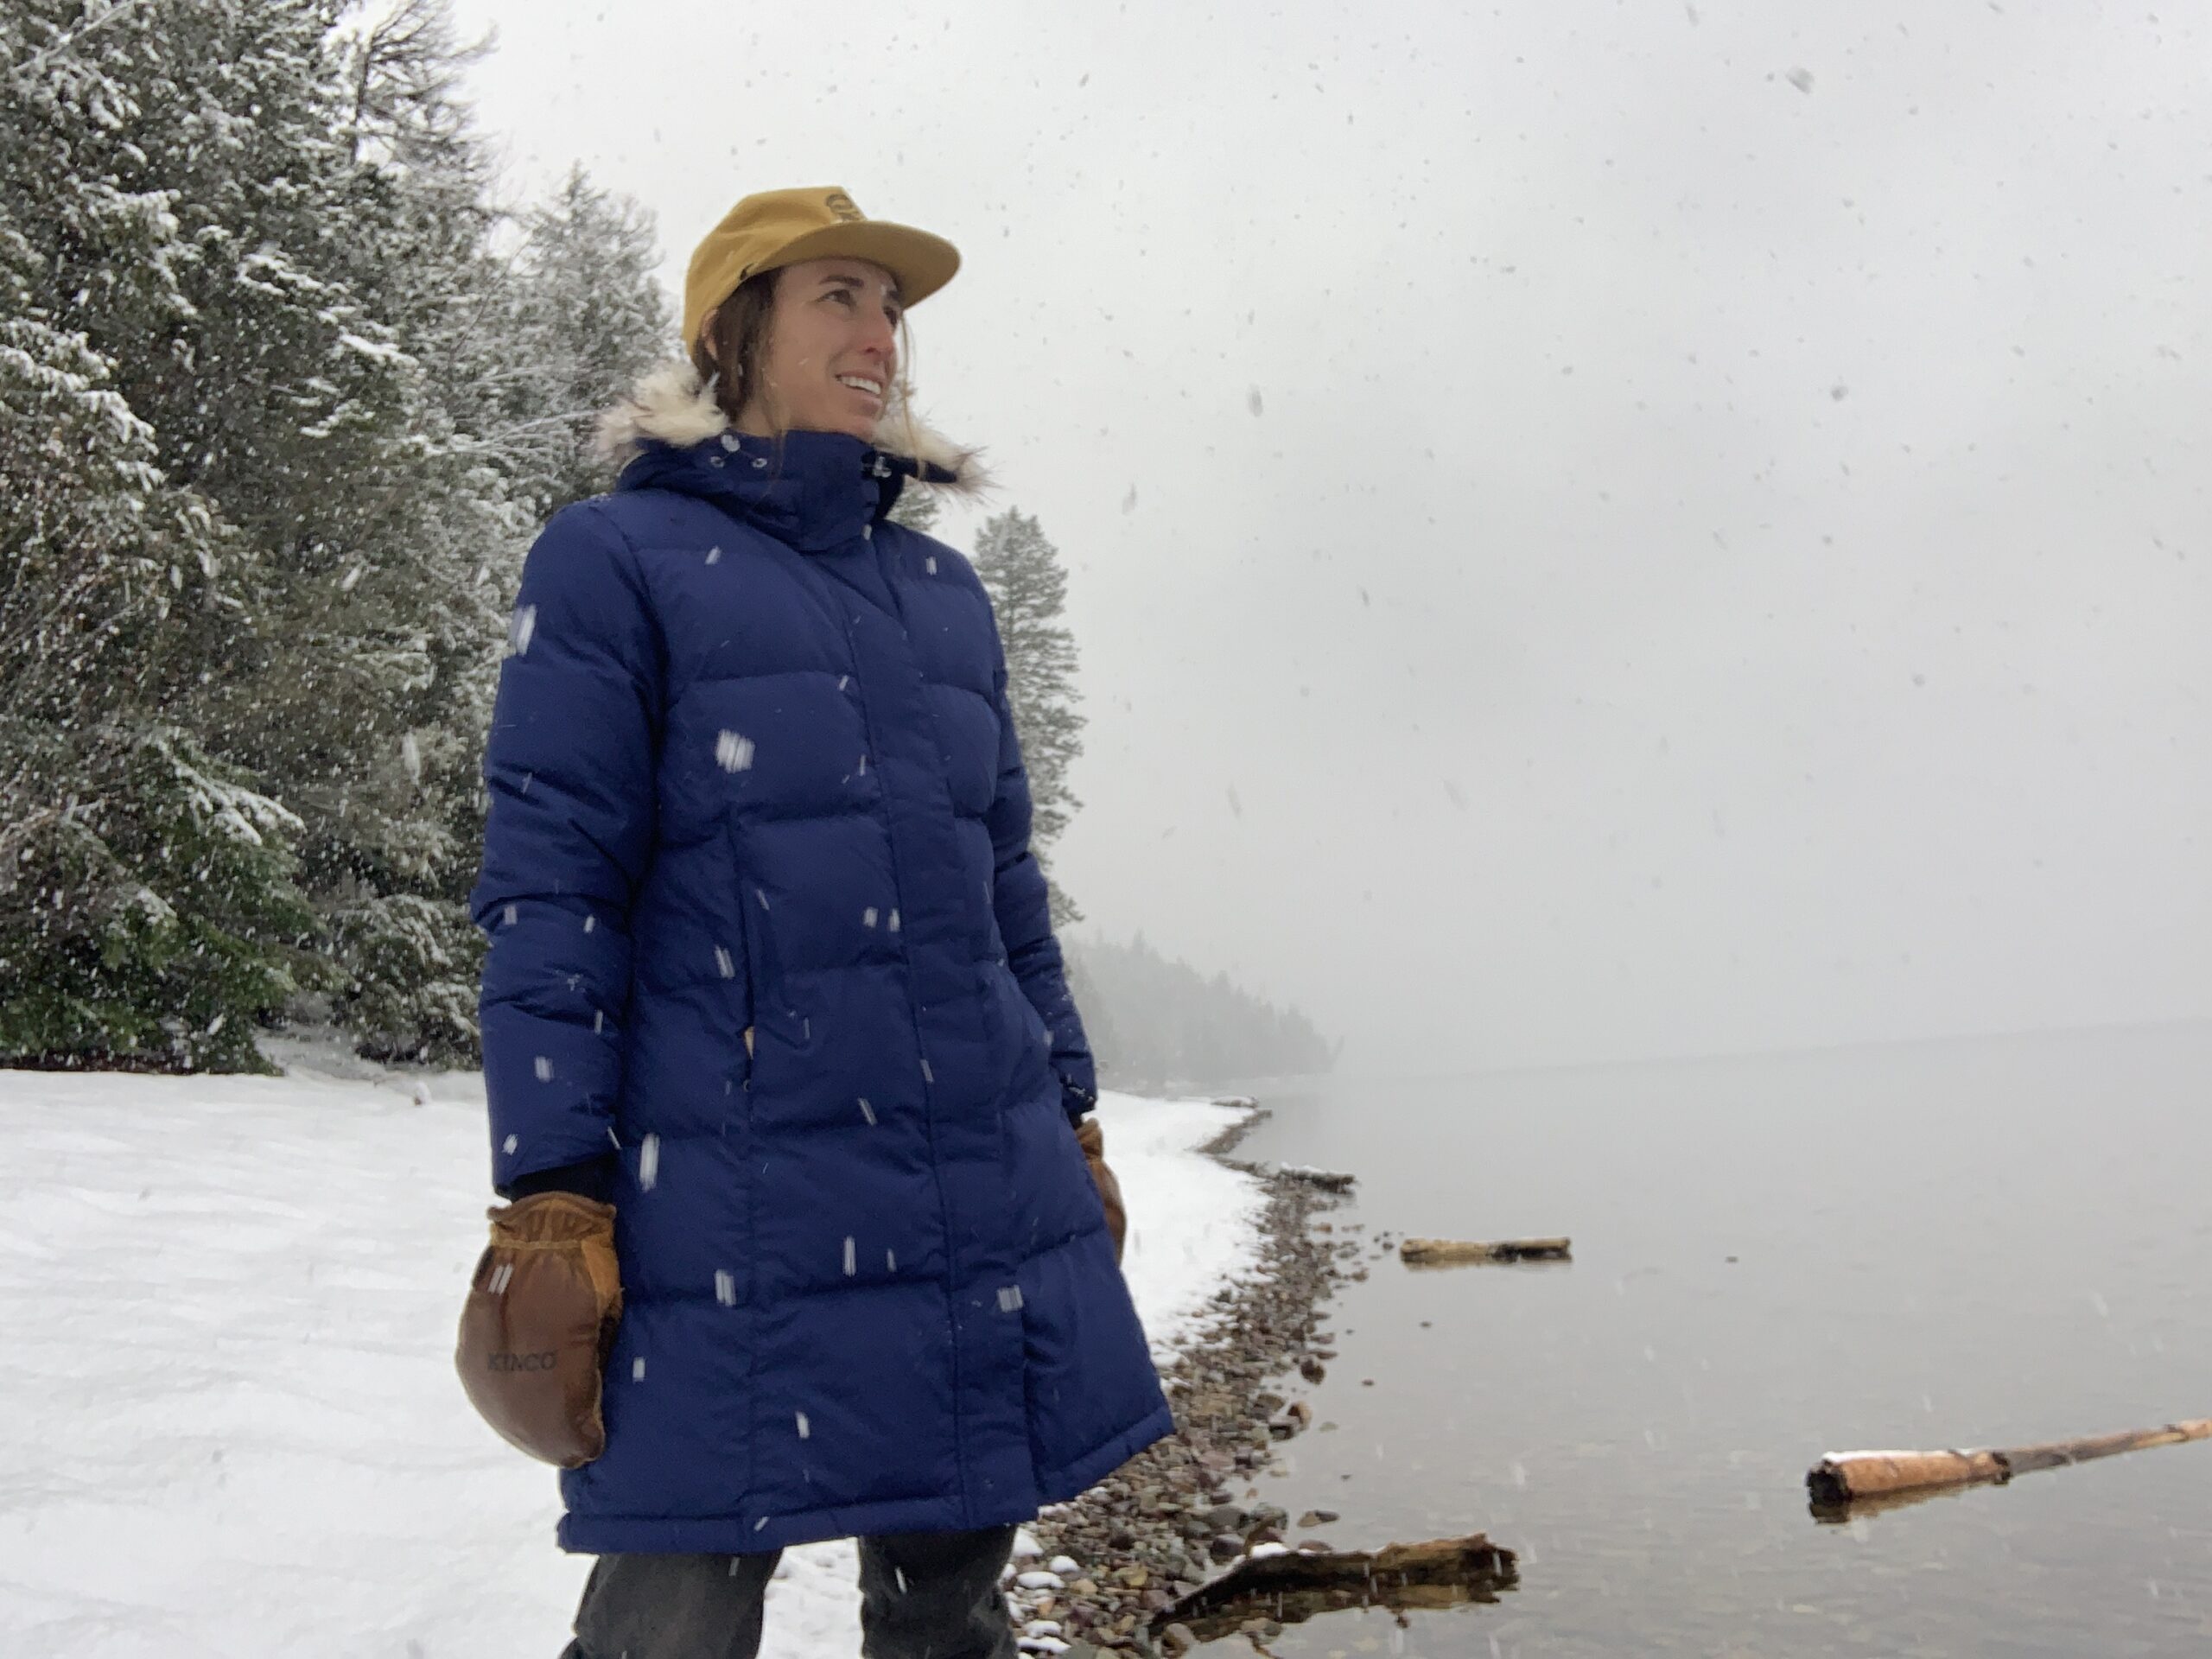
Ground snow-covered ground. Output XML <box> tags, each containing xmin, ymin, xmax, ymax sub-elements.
<box><xmin>0</xmin><ymin>1050</ymin><xmax>1262</xmax><ymax>1658</ymax></box>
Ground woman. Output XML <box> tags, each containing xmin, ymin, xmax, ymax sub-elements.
<box><xmin>466</xmin><ymin>187</ymin><xmax>1171</xmax><ymax>1659</ymax></box>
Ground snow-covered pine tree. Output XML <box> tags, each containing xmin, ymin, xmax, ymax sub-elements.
<box><xmin>0</xmin><ymin>3</ymin><xmax>328</xmax><ymax>1069</ymax></box>
<box><xmin>295</xmin><ymin>0</ymin><xmax>526</xmax><ymax>1060</ymax></box>
<box><xmin>308</xmin><ymin>6</ymin><xmax>666</xmax><ymax>1059</ymax></box>
<box><xmin>886</xmin><ymin>483</ymin><xmax>941</xmax><ymax>536</ymax></box>
<box><xmin>1059</xmin><ymin>947</ymin><xmax>1120</xmax><ymax>1088</ymax></box>
<box><xmin>0</xmin><ymin>723</ymin><xmax>325</xmax><ymax>1073</ymax></box>
<box><xmin>971</xmin><ymin>509</ymin><xmax>1086</xmax><ymax>926</ymax></box>
<box><xmin>314</xmin><ymin>22</ymin><xmax>670</xmax><ymax>1058</ymax></box>
<box><xmin>98</xmin><ymin>0</ymin><xmax>520</xmax><ymax>1063</ymax></box>
<box><xmin>2</xmin><ymin>0</ymin><xmax>509</xmax><ymax>1064</ymax></box>
<box><xmin>489</xmin><ymin>163</ymin><xmax>673</xmax><ymax>520</ymax></box>
<box><xmin>3</xmin><ymin>0</ymin><xmax>675</xmax><ymax>1069</ymax></box>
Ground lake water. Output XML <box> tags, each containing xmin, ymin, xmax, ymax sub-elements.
<box><xmin>1199</xmin><ymin>1022</ymin><xmax>2212</xmax><ymax>1656</ymax></box>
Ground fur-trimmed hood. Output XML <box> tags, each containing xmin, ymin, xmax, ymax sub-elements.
<box><xmin>594</xmin><ymin>361</ymin><xmax>988</xmax><ymax>496</ymax></box>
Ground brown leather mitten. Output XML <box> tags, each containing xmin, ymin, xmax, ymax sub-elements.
<box><xmin>455</xmin><ymin>1191</ymin><xmax>622</xmax><ymax>1467</ymax></box>
<box><xmin>1074</xmin><ymin>1116</ymin><xmax>1127</xmax><ymax>1264</ymax></box>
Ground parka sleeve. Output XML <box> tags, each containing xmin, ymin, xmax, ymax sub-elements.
<box><xmin>470</xmin><ymin>502</ymin><xmax>664</xmax><ymax>1193</ymax></box>
<box><xmin>983</xmin><ymin>643</ymin><xmax>1099</xmax><ymax>1120</ymax></box>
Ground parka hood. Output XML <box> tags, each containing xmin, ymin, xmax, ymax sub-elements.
<box><xmin>594</xmin><ymin>361</ymin><xmax>989</xmax><ymax>497</ymax></box>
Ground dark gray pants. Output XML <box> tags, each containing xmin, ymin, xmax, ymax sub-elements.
<box><xmin>560</xmin><ymin>1525</ymin><xmax>1021</xmax><ymax>1659</ymax></box>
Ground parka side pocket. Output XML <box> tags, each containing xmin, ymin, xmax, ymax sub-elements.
<box><xmin>728</xmin><ymin>818</ymin><xmax>793</xmax><ymax>1078</ymax></box>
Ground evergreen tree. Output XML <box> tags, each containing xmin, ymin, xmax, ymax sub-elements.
<box><xmin>309</xmin><ymin>13</ymin><xmax>669</xmax><ymax>1057</ymax></box>
<box><xmin>1060</xmin><ymin>947</ymin><xmax>1119</xmax><ymax>1090</ymax></box>
<box><xmin>0</xmin><ymin>0</ymin><xmax>330</xmax><ymax>1069</ymax></box>
<box><xmin>0</xmin><ymin>726</ymin><xmax>324</xmax><ymax>1072</ymax></box>
<box><xmin>972</xmin><ymin>509</ymin><xmax>1085</xmax><ymax>926</ymax></box>
<box><xmin>0</xmin><ymin>0</ymin><xmax>677</xmax><ymax>1071</ymax></box>
<box><xmin>489</xmin><ymin>163</ymin><xmax>672</xmax><ymax>519</ymax></box>
<box><xmin>886</xmin><ymin>481</ymin><xmax>940</xmax><ymax>536</ymax></box>
<box><xmin>0</xmin><ymin>0</ymin><xmax>674</xmax><ymax>1069</ymax></box>
<box><xmin>111</xmin><ymin>0</ymin><xmax>518</xmax><ymax>1063</ymax></box>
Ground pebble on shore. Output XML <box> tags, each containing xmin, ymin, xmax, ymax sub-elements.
<box><xmin>1001</xmin><ymin>1106</ymin><xmax>1353</xmax><ymax>1651</ymax></box>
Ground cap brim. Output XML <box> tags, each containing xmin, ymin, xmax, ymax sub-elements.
<box><xmin>753</xmin><ymin>220</ymin><xmax>962</xmax><ymax>308</ymax></box>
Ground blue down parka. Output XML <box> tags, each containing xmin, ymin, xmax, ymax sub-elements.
<box><xmin>470</xmin><ymin>365</ymin><xmax>1172</xmax><ymax>1555</ymax></box>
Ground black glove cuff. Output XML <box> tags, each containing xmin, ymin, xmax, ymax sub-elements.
<box><xmin>499</xmin><ymin>1154</ymin><xmax>618</xmax><ymax>1205</ymax></box>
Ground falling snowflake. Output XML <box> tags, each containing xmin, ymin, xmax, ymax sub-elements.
<box><xmin>796</xmin><ymin>1411</ymin><xmax>811</xmax><ymax>1440</ymax></box>
<box><xmin>715</xmin><ymin>945</ymin><xmax>736</xmax><ymax>978</ymax></box>
<box><xmin>716</xmin><ymin>730</ymin><xmax>756</xmax><ymax>772</ymax></box>
<box><xmin>632</xmin><ymin>1357</ymin><xmax>646</xmax><ymax>1381</ymax></box>
<box><xmin>858</xmin><ymin>1097</ymin><xmax>877</xmax><ymax>1125</ymax></box>
<box><xmin>842</xmin><ymin>1237</ymin><xmax>857</xmax><ymax>1275</ymax></box>
<box><xmin>998</xmin><ymin>1286</ymin><xmax>1025</xmax><ymax>1313</ymax></box>
<box><xmin>862</xmin><ymin>906</ymin><xmax>879</xmax><ymax>929</ymax></box>
<box><xmin>715</xmin><ymin>1269</ymin><xmax>736</xmax><ymax>1306</ymax></box>
<box><xmin>887</xmin><ymin>909</ymin><xmax>900</xmax><ymax>933</ymax></box>
<box><xmin>639</xmin><ymin>1134</ymin><xmax>660</xmax><ymax>1191</ymax></box>
<box><xmin>503</xmin><ymin>1134</ymin><xmax>518</xmax><ymax>1154</ymax></box>
<box><xmin>534</xmin><ymin>1056</ymin><xmax>554</xmax><ymax>1082</ymax></box>
<box><xmin>510</xmin><ymin>603</ymin><xmax>537</xmax><ymax>656</ymax></box>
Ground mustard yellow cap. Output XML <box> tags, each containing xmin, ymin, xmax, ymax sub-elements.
<box><xmin>683</xmin><ymin>186</ymin><xmax>960</xmax><ymax>354</ymax></box>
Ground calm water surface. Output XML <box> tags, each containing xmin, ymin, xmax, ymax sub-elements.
<box><xmin>1198</xmin><ymin>1023</ymin><xmax>2212</xmax><ymax>1656</ymax></box>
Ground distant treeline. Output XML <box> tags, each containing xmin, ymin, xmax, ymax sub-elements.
<box><xmin>1066</xmin><ymin>935</ymin><xmax>1337</xmax><ymax>1091</ymax></box>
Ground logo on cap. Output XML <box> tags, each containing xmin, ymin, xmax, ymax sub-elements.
<box><xmin>823</xmin><ymin>191</ymin><xmax>863</xmax><ymax>222</ymax></box>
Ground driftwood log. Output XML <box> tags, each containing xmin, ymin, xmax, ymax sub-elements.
<box><xmin>1276</xmin><ymin>1164</ymin><xmax>1357</xmax><ymax>1192</ymax></box>
<box><xmin>1399</xmin><ymin>1236</ymin><xmax>1571</xmax><ymax>1266</ymax></box>
<box><xmin>1805</xmin><ymin>1478</ymin><xmax>1980</xmax><ymax>1523</ymax></box>
<box><xmin>1154</xmin><ymin>1533</ymin><xmax>1517</xmax><ymax>1645</ymax></box>
<box><xmin>1807</xmin><ymin>1418</ymin><xmax>2212</xmax><ymax>1510</ymax></box>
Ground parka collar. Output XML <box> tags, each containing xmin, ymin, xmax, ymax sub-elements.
<box><xmin>596</xmin><ymin>363</ymin><xmax>987</xmax><ymax>550</ymax></box>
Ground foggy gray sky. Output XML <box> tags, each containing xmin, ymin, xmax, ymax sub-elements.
<box><xmin>450</xmin><ymin>0</ymin><xmax>2210</xmax><ymax>1073</ymax></box>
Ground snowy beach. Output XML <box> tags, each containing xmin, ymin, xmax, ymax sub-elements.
<box><xmin>0</xmin><ymin>1054</ymin><xmax>1264</xmax><ymax>1658</ymax></box>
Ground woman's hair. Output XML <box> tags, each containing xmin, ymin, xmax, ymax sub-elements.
<box><xmin>691</xmin><ymin>270</ymin><xmax>781</xmax><ymax>429</ymax></box>
<box><xmin>690</xmin><ymin>267</ymin><xmax>921</xmax><ymax>451</ymax></box>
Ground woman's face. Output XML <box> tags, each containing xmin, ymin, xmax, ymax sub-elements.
<box><xmin>735</xmin><ymin>257</ymin><xmax>902</xmax><ymax>442</ymax></box>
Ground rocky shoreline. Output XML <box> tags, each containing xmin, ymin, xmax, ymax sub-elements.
<box><xmin>1003</xmin><ymin>1103</ymin><xmax>1364</xmax><ymax>1656</ymax></box>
